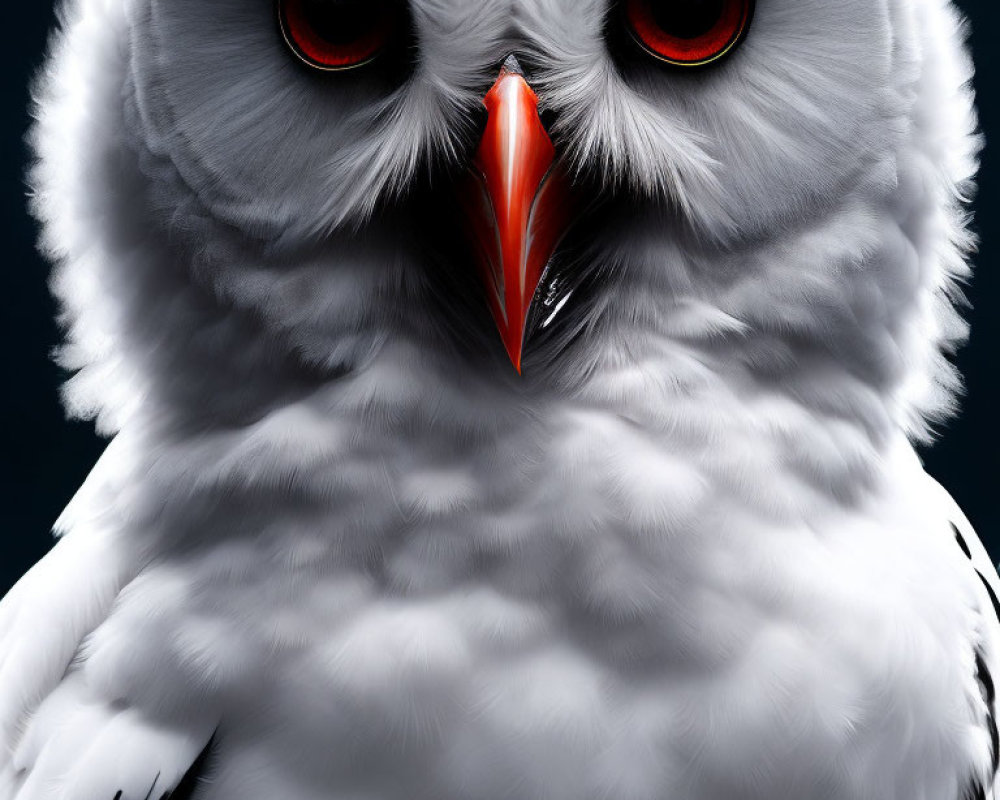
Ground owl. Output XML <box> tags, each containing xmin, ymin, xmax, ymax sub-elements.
<box><xmin>1</xmin><ymin>0</ymin><xmax>995</xmax><ymax>799</ymax></box>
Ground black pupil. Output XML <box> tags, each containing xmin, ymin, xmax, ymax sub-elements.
<box><xmin>298</xmin><ymin>0</ymin><xmax>383</xmax><ymax>44</ymax></box>
<box><xmin>651</xmin><ymin>0</ymin><xmax>725</xmax><ymax>39</ymax></box>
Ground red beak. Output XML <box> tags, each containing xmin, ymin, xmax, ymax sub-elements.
<box><xmin>461</xmin><ymin>56</ymin><xmax>571</xmax><ymax>373</ymax></box>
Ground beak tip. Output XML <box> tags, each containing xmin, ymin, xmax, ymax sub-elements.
<box><xmin>505</xmin><ymin>343</ymin><xmax>524</xmax><ymax>375</ymax></box>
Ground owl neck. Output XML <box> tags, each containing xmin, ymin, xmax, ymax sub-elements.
<box><xmin>64</xmin><ymin>108</ymin><xmax>942</xmax><ymax>524</ymax></box>
<box><xmin>109</xmin><ymin>280</ymin><xmax>905</xmax><ymax>544</ymax></box>
<box><xmin>78</xmin><ymin>199</ymin><xmax>934</xmax><ymax>528</ymax></box>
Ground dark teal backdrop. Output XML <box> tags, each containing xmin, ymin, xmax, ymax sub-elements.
<box><xmin>1</xmin><ymin>3</ymin><xmax>997</xmax><ymax>593</ymax></box>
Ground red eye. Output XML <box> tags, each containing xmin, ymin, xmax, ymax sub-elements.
<box><xmin>277</xmin><ymin>0</ymin><xmax>395</xmax><ymax>71</ymax></box>
<box><xmin>624</xmin><ymin>0</ymin><xmax>754</xmax><ymax>67</ymax></box>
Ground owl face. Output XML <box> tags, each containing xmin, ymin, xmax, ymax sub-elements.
<box><xmin>121</xmin><ymin>0</ymin><xmax>901</xmax><ymax>370</ymax></box>
<box><xmin>131</xmin><ymin>0</ymin><xmax>894</xmax><ymax>229</ymax></box>
<box><xmin>36</xmin><ymin>0</ymin><xmax>973</xmax><ymax>441</ymax></box>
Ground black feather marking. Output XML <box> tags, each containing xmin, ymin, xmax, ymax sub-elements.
<box><xmin>963</xmin><ymin>780</ymin><xmax>987</xmax><ymax>800</ymax></box>
<box><xmin>977</xmin><ymin>570</ymin><xmax>1000</xmax><ymax>625</ymax></box>
<box><xmin>962</xmin><ymin>680</ymin><xmax>996</xmax><ymax>800</ymax></box>
<box><xmin>960</xmin><ymin>548</ymin><xmax>1000</xmax><ymax>799</ymax></box>
<box><xmin>977</xmin><ymin>650</ymin><xmax>997</xmax><ymax>706</ymax></box>
<box><xmin>142</xmin><ymin>771</ymin><xmax>162</xmax><ymax>800</ymax></box>
<box><xmin>955</xmin><ymin>523</ymin><xmax>973</xmax><ymax>560</ymax></box>
<box><xmin>976</xmin><ymin>647</ymin><xmax>1000</xmax><ymax>775</ymax></box>
<box><xmin>970</xmin><ymin>571</ymin><xmax>1000</xmax><ymax>798</ymax></box>
<box><xmin>164</xmin><ymin>735</ymin><xmax>217</xmax><ymax>800</ymax></box>
<box><xmin>112</xmin><ymin>792</ymin><xmax>122</xmax><ymax>800</ymax></box>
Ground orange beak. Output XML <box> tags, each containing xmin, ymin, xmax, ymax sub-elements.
<box><xmin>461</xmin><ymin>56</ymin><xmax>571</xmax><ymax>373</ymax></box>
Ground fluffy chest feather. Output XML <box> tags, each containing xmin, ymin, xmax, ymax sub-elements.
<box><xmin>68</xmin><ymin>383</ymin><xmax>985</xmax><ymax>800</ymax></box>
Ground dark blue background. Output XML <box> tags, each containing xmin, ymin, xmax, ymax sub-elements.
<box><xmin>2</xmin><ymin>3</ymin><xmax>997</xmax><ymax>593</ymax></box>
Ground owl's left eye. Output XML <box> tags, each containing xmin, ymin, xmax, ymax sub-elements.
<box><xmin>277</xmin><ymin>0</ymin><xmax>397</xmax><ymax>71</ymax></box>
<box><xmin>623</xmin><ymin>0</ymin><xmax>754</xmax><ymax>67</ymax></box>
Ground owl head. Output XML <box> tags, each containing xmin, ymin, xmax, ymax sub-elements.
<box><xmin>30</xmin><ymin>0</ymin><xmax>977</xmax><ymax>448</ymax></box>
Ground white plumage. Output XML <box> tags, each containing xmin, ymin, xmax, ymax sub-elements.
<box><xmin>2</xmin><ymin>0</ymin><xmax>997</xmax><ymax>798</ymax></box>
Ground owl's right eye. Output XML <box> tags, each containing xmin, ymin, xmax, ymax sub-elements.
<box><xmin>623</xmin><ymin>0</ymin><xmax>754</xmax><ymax>67</ymax></box>
<box><xmin>277</xmin><ymin>0</ymin><xmax>398</xmax><ymax>71</ymax></box>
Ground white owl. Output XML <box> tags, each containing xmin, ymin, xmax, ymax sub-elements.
<box><xmin>1</xmin><ymin>1</ymin><xmax>996</xmax><ymax>799</ymax></box>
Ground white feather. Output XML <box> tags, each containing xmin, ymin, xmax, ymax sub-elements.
<box><xmin>3</xmin><ymin>0</ymin><xmax>994</xmax><ymax>798</ymax></box>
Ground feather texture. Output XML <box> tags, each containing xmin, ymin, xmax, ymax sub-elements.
<box><xmin>2</xmin><ymin>0</ymin><xmax>994</xmax><ymax>798</ymax></box>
